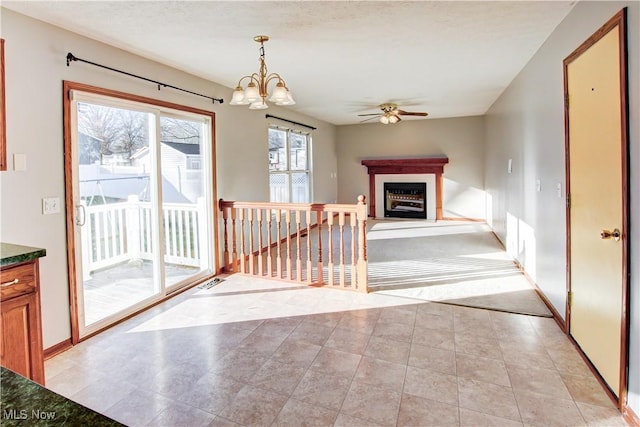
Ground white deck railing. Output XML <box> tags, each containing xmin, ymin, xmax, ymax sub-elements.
<box><xmin>81</xmin><ymin>196</ymin><xmax>206</xmax><ymax>277</ymax></box>
<box><xmin>218</xmin><ymin>196</ymin><xmax>369</xmax><ymax>292</ymax></box>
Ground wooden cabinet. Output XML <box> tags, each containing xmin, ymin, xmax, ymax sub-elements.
<box><xmin>0</xmin><ymin>259</ymin><xmax>45</xmax><ymax>384</ymax></box>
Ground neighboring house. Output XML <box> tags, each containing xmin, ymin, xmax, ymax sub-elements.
<box><xmin>131</xmin><ymin>141</ymin><xmax>202</xmax><ymax>203</ymax></box>
<box><xmin>78</xmin><ymin>132</ymin><xmax>192</xmax><ymax>205</ymax></box>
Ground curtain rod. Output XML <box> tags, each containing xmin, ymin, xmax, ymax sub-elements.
<box><xmin>66</xmin><ymin>52</ymin><xmax>224</xmax><ymax>104</ymax></box>
<box><xmin>265</xmin><ymin>114</ymin><xmax>316</xmax><ymax>130</ymax></box>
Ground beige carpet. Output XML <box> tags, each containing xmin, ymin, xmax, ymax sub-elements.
<box><xmin>367</xmin><ymin>220</ymin><xmax>553</xmax><ymax>317</ymax></box>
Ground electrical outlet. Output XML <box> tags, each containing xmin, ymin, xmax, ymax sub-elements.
<box><xmin>42</xmin><ymin>197</ymin><xmax>61</xmax><ymax>215</ymax></box>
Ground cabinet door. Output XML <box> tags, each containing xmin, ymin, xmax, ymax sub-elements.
<box><xmin>0</xmin><ymin>292</ymin><xmax>44</xmax><ymax>384</ymax></box>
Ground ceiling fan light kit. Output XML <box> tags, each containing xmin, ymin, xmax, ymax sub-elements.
<box><xmin>358</xmin><ymin>102</ymin><xmax>428</xmax><ymax>124</ymax></box>
<box><xmin>230</xmin><ymin>35</ymin><xmax>295</xmax><ymax>110</ymax></box>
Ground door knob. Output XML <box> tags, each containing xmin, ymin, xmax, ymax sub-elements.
<box><xmin>600</xmin><ymin>228</ymin><xmax>621</xmax><ymax>241</ymax></box>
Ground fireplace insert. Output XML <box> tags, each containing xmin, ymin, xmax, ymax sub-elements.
<box><xmin>384</xmin><ymin>182</ymin><xmax>427</xmax><ymax>219</ymax></box>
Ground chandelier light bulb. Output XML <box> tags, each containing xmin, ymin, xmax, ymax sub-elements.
<box><xmin>268</xmin><ymin>82</ymin><xmax>289</xmax><ymax>103</ymax></box>
<box><xmin>229</xmin><ymin>86</ymin><xmax>249</xmax><ymax>105</ymax></box>
<box><xmin>244</xmin><ymin>82</ymin><xmax>260</xmax><ymax>103</ymax></box>
<box><xmin>276</xmin><ymin>90</ymin><xmax>296</xmax><ymax>106</ymax></box>
<box><xmin>249</xmin><ymin>100</ymin><xmax>268</xmax><ymax>110</ymax></box>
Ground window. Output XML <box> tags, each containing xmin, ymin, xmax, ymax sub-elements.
<box><xmin>269</xmin><ymin>126</ymin><xmax>312</xmax><ymax>203</ymax></box>
<box><xmin>188</xmin><ymin>158</ymin><xmax>201</xmax><ymax>170</ymax></box>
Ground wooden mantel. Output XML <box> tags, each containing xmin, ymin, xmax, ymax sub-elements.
<box><xmin>361</xmin><ymin>157</ymin><xmax>449</xmax><ymax>219</ymax></box>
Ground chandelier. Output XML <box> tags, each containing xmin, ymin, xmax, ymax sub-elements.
<box><xmin>229</xmin><ymin>35</ymin><xmax>295</xmax><ymax>110</ymax></box>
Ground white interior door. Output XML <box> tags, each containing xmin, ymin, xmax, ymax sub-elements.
<box><xmin>565</xmin><ymin>14</ymin><xmax>628</xmax><ymax>399</ymax></box>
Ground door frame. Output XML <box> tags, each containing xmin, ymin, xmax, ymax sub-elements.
<box><xmin>63</xmin><ymin>81</ymin><xmax>219</xmax><ymax>343</ymax></box>
<box><xmin>563</xmin><ymin>9</ymin><xmax>629</xmax><ymax>409</ymax></box>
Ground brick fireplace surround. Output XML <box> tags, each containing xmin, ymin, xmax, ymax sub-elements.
<box><xmin>360</xmin><ymin>157</ymin><xmax>449</xmax><ymax>219</ymax></box>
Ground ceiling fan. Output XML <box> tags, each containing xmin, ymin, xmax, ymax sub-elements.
<box><xmin>358</xmin><ymin>103</ymin><xmax>429</xmax><ymax>124</ymax></box>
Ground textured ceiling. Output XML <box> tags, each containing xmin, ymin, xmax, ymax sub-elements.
<box><xmin>3</xmin><ymin>1</ymin><xmax>576</xmax><ymax>125</ymax></box>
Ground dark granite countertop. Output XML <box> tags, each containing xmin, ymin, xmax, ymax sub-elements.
<box><xmin>0</xmin><ymin>243</ymin><xmax>46</xmax><ymax>268</ymax></box>
<box><xmin>0</xmin><ymin>367</ymin><xmax>124</xmax><ymax>426</ymax></box>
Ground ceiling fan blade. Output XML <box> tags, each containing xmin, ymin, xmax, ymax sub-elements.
<box><xmin>357</xmin><ymin>113</ymin><xmax>383</xmax><ymax>117</ymax></box>
<box><xmin>360</xmin><ymin>116</ymin><xmax>381</xmax><ymax>123</ymax></box>
<box><xmin>397</xmin><ymin>110</ymin><xmax>429</xmax><ymax>117</ymax></box>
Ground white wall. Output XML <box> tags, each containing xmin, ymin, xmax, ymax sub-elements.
<box><xmin>484</xmin><ymin>1</ymin><xmax>639</xmax><ymax>416</ymax></box>
<box><xmin>0</xmin><ymin>9</ymin><xmax>338</xmax><ymax>348</ymax></box>
<box><xmin>336</xmin><ymin>116</ymin><xmax>486</xmax><ymax>219</ymax></box>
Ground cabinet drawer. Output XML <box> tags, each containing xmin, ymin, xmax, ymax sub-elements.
<box><xmin>0</xmin><ymin>262</ymin><xmax>36</xmax><ymax>301</ymax></box>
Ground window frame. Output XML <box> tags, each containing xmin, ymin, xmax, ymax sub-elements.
<box><xmin>63</xmin><ymin>80</ymin><xmax>219</xmax><ymax>342</ymax></box>
<box><xmin>268</xmin><ymin>125</ymin><xmax>313</xmax><ymax>203</ymax></box>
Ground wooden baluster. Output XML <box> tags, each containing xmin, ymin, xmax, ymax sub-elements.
<box><xmin>327</xmin><ymin>212</ymin><xmax>334</xmax><ymax>286</ymax></box>
<box><xmin>257</xmin><ymin>208</ymin><xmax>264</xmax><ymax>276</ymax></box>
<box><xmin>296</xmin><ymin>210</ymin><xmax>303</xmax><ymax>282</ymax></box>
<box><xmin>338</xmin><ymin>212</ymin><xmax>346</xmax><ymax>287</ymax></box>
<box><xmin>231</xmin><ymin>208</ymin><xmax>238</xmax><ymax>272</ymax></box>
<box><xmin>248</xmin><ymin>208</ymin><xmax>255</xmax><ymax>275</ymax></box>
<box><xmin>306</xmin><ymin>210</ymin><xmax>313</xmax><ymax>283</ymax></box>
<box><xmin>286</xmin><ymin>210</ymin><xmax>292</xmax><ymax>280</ymax></box>
<box><xmin>316</xmin><ymin>211</ymin><xmax>323</xmax><ymax>285</ymax></box>
<box><xmin>239</xmin><ymin>208</ymin><xmax>247</xmax><ymax>274</ymax></box>
<box><xmin>220</xmin><ymin>202</ymin><xmax>230</xmax><ymax>271</ymax></box>
<box><xmin>356</xmin><ymin>195</ymin><xmax>368</xmax><ymax>292</ymax></box>
<box><xmin>350</xmin><ymin>211</ymin><xmax>357</xmax><ymax>289</ymax></box>
<box><xmin>267</xmin><ymin>209</ymin><xmax>273</xmax><ymax>277</ymax></box>
<box><xmin>276</xmin><ymin>209</ymin><xmax>282</xmax><ymax>278</ymax></box>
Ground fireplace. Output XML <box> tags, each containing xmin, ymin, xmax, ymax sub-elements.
<box><xmin>384</xmin><ymin>182</ymin><xmax>427</xmax><ymax>219</ymax></box>
<box><xmin>361</xmin><ymin>158</ymin><xmax>449</xmax><ymax>220</ymax></box>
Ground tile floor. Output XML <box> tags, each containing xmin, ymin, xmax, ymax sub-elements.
<box><xmin>45</xmin><ymin>275</ymin><xmax>629</xmax><ymax>427</ymax></box>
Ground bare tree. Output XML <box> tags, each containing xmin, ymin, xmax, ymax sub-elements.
<box><xmin>78</xmin><ymin>103</ymin><xmax>121</xmax><ymax>163</ymax></box>
<box><xmin>161</xmin><ymin>117</ymin><xmax>200</xmax><ymax>144</ymax></box>
<box><xmin>111</xmin><ymin>109</ymin><xmax>148</xmax><ymax>160</ymax></box>
<box><xmin>78</xmin><ymin>104</ymin><xmax>201</xmax><ymax>165</ymax></box>
<box><xmin>78</xmin><ymin>103</ymin><xmax>148</xmax><ymax>164</ymax></box>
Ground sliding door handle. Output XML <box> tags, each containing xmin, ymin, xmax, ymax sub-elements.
<box><xmin>75</xmin><ymin>204</ymin><xmax>86</xmax><ymax>226</ymax></box>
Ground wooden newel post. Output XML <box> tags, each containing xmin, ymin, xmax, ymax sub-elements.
<box><xmin>218</xmin><ymin>198</ymin><xmax>230</xmax><ymax>271</ymax></box>
<box><xmin>356</xmin><ymin>195</ymin><xmax>368</xmax><ymax>292</ymax></box>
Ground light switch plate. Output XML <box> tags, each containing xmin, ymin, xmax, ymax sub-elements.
<box><xmin>42</xmin><ymin>197</ymin><xmax>61</xmax><ymax>215</ymax></box>
<box><xmin>13</xmin><ymin>154</ymin><xmax>27</xmax><ymax>171</ymax></box>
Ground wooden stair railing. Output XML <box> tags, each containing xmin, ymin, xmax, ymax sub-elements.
<box><xmin>218</xmin><ymin>196</ymin><xmax>368</xmax><ymax>292</ymax></box>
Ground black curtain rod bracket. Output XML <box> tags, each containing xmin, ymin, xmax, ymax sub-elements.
<box><xmin>265</xmin><ymin>114</ymin><xmax>316</xmax><ymax>130</ymax></box>
<box><xmin>66</xmin><ymin>52</ymin><xmax>223</xmax><ymax>104</ymax></box>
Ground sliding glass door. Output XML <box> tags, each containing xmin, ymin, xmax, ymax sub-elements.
<box><xmin>66</xmin><ymin>86</ymin><xmax>215</xmax><ymax>338</ymax></box>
